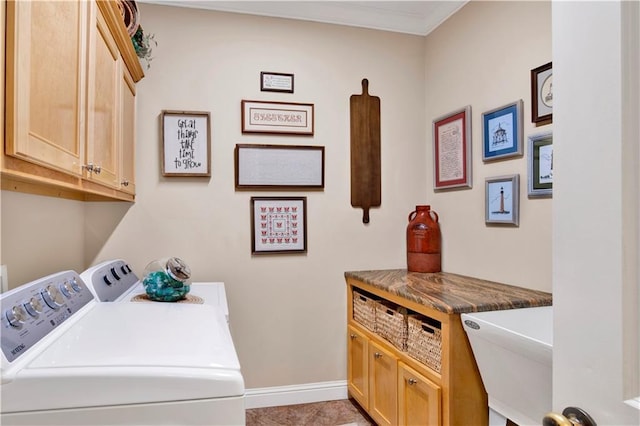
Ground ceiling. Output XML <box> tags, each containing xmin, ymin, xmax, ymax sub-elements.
<box><xmin>138</xmin><ymin>1</ymin><xmax>468</xmax><ymax>36</ymax></box>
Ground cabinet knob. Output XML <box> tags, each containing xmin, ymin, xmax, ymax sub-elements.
<box><xmin>350</xmin><ymin>334</ymin><xmax>357</xmax><ymax>339</ymax></box>
<box><xmin>121</xmin><ymin>180</ymin><xmax>130</xmax><ymax>187</ymax></box>
<box><xmin>408</xmin><ymin>378</ymin><xmax>417</xmax><ymax>385</ymax></box>
<box><xmin>83</xmin><ymin>163</ymin><xmax>94</xmax><ymax>173</ymax></box>
<box><xmin>93</xmin><ymin>165</ymin><xmax>101</xmax><ymax>174</ymax></box>
<box><xmin>374</xmin><ymin>352</ymin><xmax>382</xmax><ymax>358</ymax></box>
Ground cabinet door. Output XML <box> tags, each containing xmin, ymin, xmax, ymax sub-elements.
<box><xmin>369</xmin><ymin>340</ymin><xmax>398</xmax><ymax>426</ymax></box>
<box><xmin>5</xmin><ymin>1</ymin><xmax>87</xmax><ymax>175</ymax></box>
<box><xmin>120</xmin><ymin>68</ymin><xmax>136</xmax><ymax>194</ymax></box>
<box><xmin>86</xmin><ymin>3</ymin><xmax>119</xmax><ymax>188</ymax></box>
<box><xmin>398</xmin><ymin>362</ymin><xmax>441</xmax><ymax>426</ymax></box>
<box><xmin>347</xmin><ymin>325</ymin><xmax>369</xmax><ymax>410</ymax></box>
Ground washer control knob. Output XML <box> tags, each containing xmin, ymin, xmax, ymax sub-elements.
<box><xmin>24</xmin><ymin>297</ymin><xmax>43</xmax><ymax>317</ymax></box>
<box><xmin>103</xmin><ymin>275</ymin><xmax>112</xmax><ymax>286</ymax></box>
<box><xmin>42</xmin><ymin>285</ymin><xmax>64</xmax><ymax>309</ymax></box>
<box><xmin>110</xmin><ymin>267</ymin><xmax>120</xmax><ymax>280</ymax></box>
<box><xmin>59</xmin><ymin>282</ymin><xmax>73</xmax><ymax>298</ymax></box>
<box><xmin>6</xmin><ymin>305</ymin><xmax>27</xmax><ymax>327</ymax></box>
<box><xmin>70</xmin><ymin>277</ymin><xmax>82</xmax><ymax>292</ymax></box>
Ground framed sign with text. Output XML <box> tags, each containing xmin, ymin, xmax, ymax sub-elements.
<box><xmin>161</xmin><ymin>110</ymin><xmax>211</xmax><ymax>177</ymax></box>
<box><xmin>432</xmin><ymin>105</ymin><xmax>472</xmax><ymax>190</ymax></box>
<box><xmin>260</xmin><ymin>72</ymin><xmax>294</xmax><ymax>93</ymax></box>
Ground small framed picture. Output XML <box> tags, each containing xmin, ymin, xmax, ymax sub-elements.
<box><xmin>482</xmin><ymin>100</ymin><xmax>523</xmax><ymax>161</ymax></box>
<box><xmin>251</xmin><ymin>197</ymin><xmax>307</xmax><ymax>255</ymax></box>
<box><xmin>161</xmin><ymin>110</ymin><xmax>211</xmax><ymax>177</ymax></box>
<box><xmin>260</xmin><ymin>72</ymin><xmax>294</xmax><ymax>93</ymax></box>
<box><xmin>242</xmin><ymin>100</ymin><xmax>314</xmax><ymax>136</ymax></box>
<box><xmin>528</xmin><ymin>132</ymin><xmax>553</xmax><ymax>198</ymax></box>
<box><xmin>485</xmin><ymin>174</ymin><xmax>520</xmax><ymax>226</ymax></box>
<box><xmin>531</xmin><ymin>62</ymin><xmax>553</xmax><ymax>123</ymax></box>
<box><xmin>432</xmin><ymin>105</ymin><xmax>472</xmax><ymax>190</ymax></box>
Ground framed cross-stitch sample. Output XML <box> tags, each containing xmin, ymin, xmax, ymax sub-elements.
<box><xmin>235</xmin><ymin>144</ymin><xmax>324</xmax><ymax>190</ymax></box>
<box><xmin>251</xmin><ymin>197</ymin><xmax>307</xmax><ymax>254</ymax></box>
<box><xmin>241</xmin><ymin>100</ymin><xmax>314</xmax><ymax>135</ymax></box>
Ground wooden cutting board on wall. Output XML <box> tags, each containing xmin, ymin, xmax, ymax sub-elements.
<box><xmin>350</xmin><ymin>78</ymin><xmax>381</xmax><ymax>224</ymax></box>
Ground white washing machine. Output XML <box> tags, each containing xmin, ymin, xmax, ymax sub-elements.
<box><xmin>80</xmin><ymin>259</ymin><xmax>230</xmax><ymax>321</ymax></box>
<box><xmin>0</xmin><ymin>270</ymin><xmax>245</xmax><ymax>425</ymax></box>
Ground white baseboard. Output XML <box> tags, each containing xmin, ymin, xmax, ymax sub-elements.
<box><xmin>244</xmin><ymin>380</ymin><xmax>348</xmax><ymax>409</ymax></box>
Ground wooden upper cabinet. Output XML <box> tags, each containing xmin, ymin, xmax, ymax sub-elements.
<box><xmin>5</xmin><ymin>0</ymin><xmax>88</xmax><ymax>176</ymax></box>
<box><xmin>86</xmin><ymin>6</ymin><xmax>120</xmax><ymax>189</ymax></box>
<box><xmin>3</xmin><ymin>0</ymin><xmax>143</xmax><ymax>201</ymax></box>
<box><xmin>120</xmin><ymin>68</ymin><xmax>137</xmax><ymax>195</ymax></box>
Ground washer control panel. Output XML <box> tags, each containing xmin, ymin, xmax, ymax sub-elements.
<box><xmin>0</xmin><ymin>271</ymin><xmax>94</xmax><ymax>363</ymax></box>
<box><xmin>81</xmin><ymin>259</ymin><xmax>138</xmax><ymax>302</ymax></box>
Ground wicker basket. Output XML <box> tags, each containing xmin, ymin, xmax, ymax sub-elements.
<box><xmin>375</xmin><ymin>301</ymin><xmax>408</xmax><ymax>351</ymax></box>
<box><xmin>407</xmin><ymin>315</ymin><xmax>442</xmax><ymax>373</ymax></box>
<box><xmin>352</xmin><ymin>290</ymin><xmax>377</xmax><ymax>332</ymax></box>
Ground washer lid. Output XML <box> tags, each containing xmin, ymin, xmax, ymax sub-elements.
<box><xmin>28</xmin><ymin>303</ymin><xmax>240</xmax><ymax>370</ymax></box>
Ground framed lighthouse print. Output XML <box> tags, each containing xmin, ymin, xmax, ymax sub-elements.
<box><xmin>485</xmin><ymin>174</ymin><xmax>520</xmax><ymax>226</ymax></box>
<box><xmin>531</xmin><ymin>62</ymin><xmax>553</xmax><ymax>123</ymax></box>
<box><xmin>482</xmin><ymin>100</ymin><xmax>523</xmax><ymax>162</ymax></box>
<box><xmin>528</xmin><ymin>132</ymin><xmax>553</xmax><ymax>197</ymax></box>
<box><xmin>251</xmin><ymin>197</ymin><xmax>307</xmax><ymax>255</ymax></box>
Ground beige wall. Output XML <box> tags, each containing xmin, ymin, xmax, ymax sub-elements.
<box><xmin>1</xmin><ymin>192</ymin><xmax>85</xmax><ymax>285</ymax></box>
<box><xmin>424</xmin><ymin>0</ymin><xmax>552</xmax><ymax>290</ymax></box>
<box><xmin>85</xmin><ymin>4</ymin><xmax>428</xmax><ymax>388</ymax></box>
<box><xmin>1</xmin><ymin>1</ymin><xmax>552</xmax><ymax>389</ymax></box>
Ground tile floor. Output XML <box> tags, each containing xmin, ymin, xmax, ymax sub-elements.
<box><xmin>245</xmin><ymin>399</ymin><xmax>376</xmax><ymax>426</ymax></box>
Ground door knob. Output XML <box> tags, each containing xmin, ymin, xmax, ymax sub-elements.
<box><xmin>543</xmin><ymin>407</ymin><xmax>597</xmax><ymax>426</ymax></box>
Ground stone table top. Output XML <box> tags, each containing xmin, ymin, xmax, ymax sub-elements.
<box><xmin>345</xmin><ymin>269</ymin><xmax>552</xmax><ymax>314</ymax></box>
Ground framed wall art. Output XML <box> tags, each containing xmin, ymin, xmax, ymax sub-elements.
<box><xmin>161</xmin><ymin>110</ymin><xmax>211</xmax><ymax>177</ymax></box>
<box><xmin>432</xmin><ymin>105</ymin><xmax>472</xmax><ymax>190</ymax></box>
<box><xmin>260</xmin><ymin>72</ymin><xmax>294</xmax><ymax>93</ymax></box>
<box><xmin>531</xmin><ymin>62</ymin><xmax>553</xmax><ymax>123</ymax></box>
<box><xmin>528</xmin><ymin>132</ymin><xmax>553</xmax><ymax>198</ymax></box>
<box><xmin>251</xmin><ymin>197</ymin><xmax>307</xmax><ymax>255</ymax></box>
<box><xmin>485</xmin><ymin>174</ymin><xmax>520</xmax><ymax>226</ymax></box>
<box><xmin>482</xmin><ymin>100</ymin><xmax>523</xmax><ymax>161</ymax></box>
<box><xmin>235</xmin><ymin>144</ymin><xmax>324</xmax><ymax>190</ymax></box>
<box><xmin>241</xmin><ymin>100</ymin><xmax>314</xmax><ymax>135</ymax></box>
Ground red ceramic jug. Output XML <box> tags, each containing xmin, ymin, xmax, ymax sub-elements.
<box><xmin>406</xmin><ymin>205</ymin><xmax>441</xmax><ymax>273</ymax></box>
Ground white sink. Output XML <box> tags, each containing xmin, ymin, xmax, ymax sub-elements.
<box><xmin>462</xmin><ymin>306</ymin><xmax>552</xmax><ymax>426</ymax></box>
